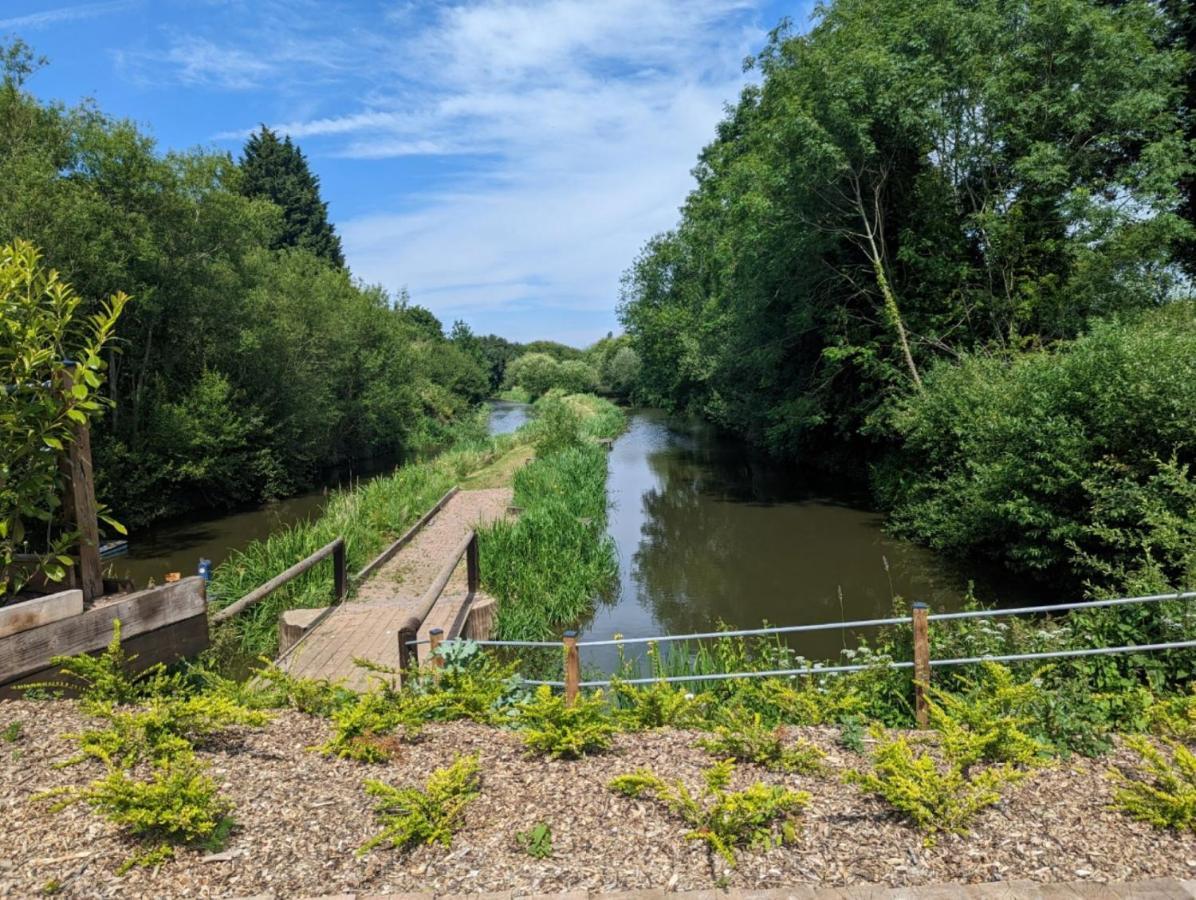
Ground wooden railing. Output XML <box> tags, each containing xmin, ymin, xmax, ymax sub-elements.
<box><xmin>397</xmin><ymin>530</ymin><xmax>480</xmax><ymax>670</ymax></box>
<box><xmin>210</xmin><ymin>538</ymin><xmax>346</xmax><ymax>624</ymax></box>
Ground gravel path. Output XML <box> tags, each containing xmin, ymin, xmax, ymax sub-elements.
<box><xmin>2</xmin><ymin>700</ymin><xmax>1194</xmax><ymax>899</ymax></box>
<box><xmin>353</xmin><ymin>488</ymin><xmax>513</xmax><ymax>606</ymax></box>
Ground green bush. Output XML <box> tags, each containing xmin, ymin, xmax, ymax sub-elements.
<box><xmin>697</xmin><ymin>708</ymin><xmax>825</xmax><ymax>774</ymax></box>
<box><xmin>358</xmin><ymin>754</ymin><xmax>481</xmax><ymax>855</ymax></box>
<box><xmin>33</xmin><ymin>620</ymin><xmax>171</xmax><ymax>711</ymax></box>
<box><xmin>39</xmin><ymin>752</ymin><xmax>234</xmax><ymax>872</ymax></box>
<box><xmin>609</xmin><ymin>758</ymin><xmax>808</xmax><ymax>866</ymax></box>
<box><xmin>514</xmin><ymin>686</ymin><xmax>619</xmax><ymax>759</ymax></box>
<box><xmin>515</xmin><ymin>822</ymin><xmax>553</xmax><ymax>859</ymax></box>
<box><xmin>885</xmin><ymin>305</ymin><xmax>1196</xmax><ymax>603</ymax></box>
<box><xmin>1111</xmin><ymin>737</ymin><xmax>1196</xmax><ymax>831</ymax></box>
<box><xmin>844</xmin><ymin>725</ymin><xmax>1026</xmax><ymax>837</ymax></box>
<box><xmin>927</xmin><ymin>663</ymin><xmax>1051</xmax><ymax>767</ymax></box>
<box><xmin>1146</xmin><ymin>687</ymin><xmax>1196</xmax><ymax>743</ymax></box>
<box><xmin>612</xmin><ymin>680</ymin><xmax>708</xmax><ymax>730</ymax></box>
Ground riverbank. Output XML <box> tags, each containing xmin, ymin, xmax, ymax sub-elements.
<box><xmin>207</xmin><ymin>394</ymin><xmax>624</xmax><ymax>664</ymax></box>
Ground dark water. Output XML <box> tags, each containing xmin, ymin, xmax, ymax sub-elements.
<box><xmin>109</xmin><ymin>402</ymin><xmax>523</xmax><ymax>588</ymax></box>
<box><xmin>579</xmin><ymin>409</ymin><xmax>1045</xmax><ymax>669</ymax></box>
<box><xmin>488</xmin><ymin>400</ymin><xmax>531</xmax><ymax>435</ymax></box>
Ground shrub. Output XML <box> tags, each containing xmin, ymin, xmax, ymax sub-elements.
<box><xmin>251</xmin><ymin>662</ymin><xmax>358</xmax><ymax>716</ymax></box>
<box><xmin>515</xmin><ymin>822</ymin><xmax>553</xmax><ymax>859</ymax></box>
<box><xmin>927</xmin><ymin>663</ymin><xmax>1051</xmax><ymax>767</ymax></box>
<box><xmin>358</xmin><ymin>753</ymin><xmax>481</xmax><ymax>855</ymax></box>
<box><xmin>1111</xmin><ymin>737</ymin><xmax>1196</xmax><ymax>831</ymax></box>
<box><xmin>844</xmin><ymin>725</ymin><xmax>1026</xmax><ymax>837</ymax></box>
<box><xmin>612</xmin><ymin>680</ymin><xmax>707</xmax><ymax>730</ymax></box>
<box><xmin>39</xmin><ymin>752</ymin><xmax>234</xmax><ymax>872</ymax></box>
<box><xmin>63</xmin><ymin>695</ymin><xmax>269</xmax><ymax>768</ymax></box>
<box><xmin>609</xmin><ymin>759</ymin><xmax>808</xmax><ymax>866</ymax></box>
<box><xmin>514</xmin><ymin>686</ymin><xmax>619</xmax><ymax>759</ymax></box>
<box><xmin>1146</xmin><ymin>687</ymin><xmax>1196</xmax><ymax>743</ymax></box>
<box><xmin>33</xmin><ymin>620</ymin><xmax>168</xmax><ymax>711</ymax></box>
<box><xmin>2</xmin><ymin>720</ymin><xmax>23</xmax><ymax>742</ymax></box>
<box><xmin>319</xmin><ymin>687</ymin><xmax>433</xmax><ymax>763</ymax></box>
<box><xmin>697</xmin><ymin>708</ymin><xmax>825</xmax><ymax>774</ymax></box>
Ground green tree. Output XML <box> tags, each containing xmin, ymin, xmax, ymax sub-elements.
<box><xmin>0</xmin><ymin>240</ymin><xmax>128</xmax><ymax>596</ymax></box>
<box><xmin>238</xmin><ymin>126</ymin><xmax>344</xmax><ymax>268</ymax></box>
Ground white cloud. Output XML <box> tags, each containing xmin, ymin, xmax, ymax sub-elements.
<box><xmin>141</xmin><ymin>0</ymin><xmax>792</xmax><ymax>342</ymax></box>
<box><xmin>0</xmin><ymin>0</ymin><xmax>134</xmax><ymax>31</ymax></box>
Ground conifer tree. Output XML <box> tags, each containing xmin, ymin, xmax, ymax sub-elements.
<box><xmin>239</xmin><ymin>126</ymin><xmax>344</xmax><ymax>268</ymax></box>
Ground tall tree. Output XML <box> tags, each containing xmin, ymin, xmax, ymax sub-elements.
<box><xmin>238</xmin><ymin>126</ymin><xmax>345</xmax><ymax>268</ymax></box>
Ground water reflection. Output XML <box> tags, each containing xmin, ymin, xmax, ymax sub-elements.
<box><xmin>581</xmin><ymin>410</ymin><xmax>1045</xmax><ymax>668</ymax></box>
<box><xmin>488</xmin><ymin>400</ymin><xmax>530</xmax><ymax>435</ymax></box>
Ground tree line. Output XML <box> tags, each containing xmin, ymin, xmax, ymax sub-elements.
<box><xmin>618</xmin><ymin>0</ymin><xmax>1196</xmax><ymax>596</ymax></box>
<box><xmin>0</xmin><ymin>41</ymin><xmax>505</xmax><ymax>529</ymax></box>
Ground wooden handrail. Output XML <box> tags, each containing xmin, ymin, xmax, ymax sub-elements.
<box><xmin>397</xmin><ymin>530</ymin><xmax>480</xmax><ymax>663</ymax></box>
<box><xmin>211</xmin><ymin>537</ymin><xmax>346</xmax><ymax>624</ymax></box>
<box><xmin>353</xmin><ymin>486</ymin><xmax>459</xmax><ymax>583</ymax></box>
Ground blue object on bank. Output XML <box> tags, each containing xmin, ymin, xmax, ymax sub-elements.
<box><xmin>198</xmin><ymin>557</ymin><xmax>212</xmax><ymax>581</ymax></box>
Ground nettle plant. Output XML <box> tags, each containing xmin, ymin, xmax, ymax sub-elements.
<box><xmin>1</xmin><ymin>239</ymin><xmax>128</xmax><ymax>597</ymax></box>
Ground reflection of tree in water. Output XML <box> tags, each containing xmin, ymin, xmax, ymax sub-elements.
<box><xmin>625</xmin><ymin>420</ymin><xmax>1051</xmax><ymax>640</ymax></box>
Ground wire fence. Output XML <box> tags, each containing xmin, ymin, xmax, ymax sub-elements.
<box><xmin>418</xmin><ymin>589</ymin><xmax>1196</xmax><ymax>711</ymax></box>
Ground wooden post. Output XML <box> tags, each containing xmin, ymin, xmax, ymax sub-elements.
<box><xmin>398</xmin><ymin>625</ymin><xmax>417</xmax><ymax>671</ymax></box>
<box><xmin>332</xmin><ymin>538</ymin><xmax>346</xmax><ymax>603</ymax></box>
<box><xmin>466</xmin><ymin>532</ymin><xmax>479</xmax><ymax>595</ymax></box>
<box><xmin>58</xmin><ymin>366</ymin><xmax>103</xmax><ymax>605</ymax></box>
<box><xmin>429</xmin><ymin>627</ymin><xmax>445</xmax><ymax>668</ymax></box>
<box><xmin>563</xmin><ymin>630</ymin><xmax>580</xmax><ymax>706</ymax></box>
<box><xmin>912</xmin><ymin>602</ymin><xmax>930</xmax><ymax>728</ymax></box>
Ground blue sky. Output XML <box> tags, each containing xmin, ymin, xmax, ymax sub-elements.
<box><xmin>4</xmin><ymin>0</ymin><xmax>807</xmax><ymax>346</ymax></box>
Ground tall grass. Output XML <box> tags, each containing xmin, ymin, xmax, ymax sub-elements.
<box><xmin>481</xmin><ymin>396</ymin><xmax>626</xmax><ymax>641</ymax></box>
<box><xmin>208</xmin><ymin>413</ymin><xmax>509</xmax><ymax>666</ymax></box>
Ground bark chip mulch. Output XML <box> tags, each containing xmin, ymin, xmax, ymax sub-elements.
<box><xmin>1</xmin><ymin>699</ymin><xmax>1193</xmax><ymax>899</ymax></box>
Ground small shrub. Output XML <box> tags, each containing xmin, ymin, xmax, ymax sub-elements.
<box><xmin>1146</xmin><ymin>687</ymin><xmax>1196</xmax><ymax>743</ymax></box>
<box><xmin>844</xmin><ymin>725</ymin><xmax>1026</xmax><ymax>837</ymax></box>
<box><xmin>1111</xmin><ymin>737</ymin><xmax>1196</xmax><ymax>830</ymax></box>
<box><xmin>2</xmin><ymin>720</ymin><xmax>23</xmax><ymax>742</ymax></box>
<box><xmin>515</xmin><ymin>821</ymin><xmax>553</xmax><ymax>859</ymax></box>
<box><xmin>927</xmin><ymin>664</ymin><xmax>1051</xmax><ymax>768</ymax></box>
<box><xmin>612</xmin><ymin>680</ymin><xmax>706</xmax><ymax>730</ymax></box>
<box><xmin>39</xmin><ymin>752</ymin><xmax>234</xmax><ymax>872</ymax></box>
<box><xmin>514</xmin><ymin>686</ymin><xmax>618</xmax><ymax>759</ymax></box>
<box><xmin>838</xmin><ymin>715</ymin><xmax>866</xmax><ymax>753</ymax></box>
<box><xmin>319</xmin><ymin>688</ymin><xmax>433</xmax><ymax>763</ymax></box>
<box><xmin>251</xmin><ymin>662</ymin><xmax>357</xmax><ymax>716</ymax></box>
<box><xmin>698</xmin><ymin>708</ymin><xmax>825</xmax><ymax>774</ymax></box>
<box><xmin>34</xmin><ymin>620</ymin><xmax>166</xmax><ymax>711</ymax></box>
<box><xmin>358</xmin><ymin>753</ymin><xmax>481</xmax><ymax>855</ymax></box>
<box><xmin>609</xmin><ymin>758</ymin><xmax>808</xmax><ymax>866</ymax></box>
<box><xmin>63</xmin><ymin>695</ymin><xmax>270</xmax><ymax>768</ymax></box>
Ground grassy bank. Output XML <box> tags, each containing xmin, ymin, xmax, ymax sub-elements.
<box><xmin>208</xmin><ymin>393</ymin><xmax>624</xmax><ymax>664</ymax></box>
<box><xmin>479</xmin><ymin>392</ymin><xmax>626</xmax><ymax>641</ymax></box>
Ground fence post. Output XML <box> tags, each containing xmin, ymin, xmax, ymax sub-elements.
<box><xmin>466</xmin><ymin>532</ymin><xmax>479</xmax><ymax>595</ymax></box>
<box><xmin>398</xmin><ymin>625</ymin><xmax>417</xmax><ymax>671</ymax></box>
<box><xmin>429</xmin><ymin>627</ymin><xmax>445</xmax><ymax>668</ymax></box>
<box><xmin>57</xmin><ymin>365</ymin><xmax>103</xmax><ymax>604</ymax></box>
<box><xmin>563</xmin><ymin>630</ymin><xmax>580</xmax><ymax>706</ymax></box>
<box><xmin>332</xmin><ymin>538</ymin><xmax>347</xmax><ymax>603</ymax></box>
<box><xmin>912</xmin><ymin>601</ymin><xmax>930</xmax><ymax>727</ymax></box>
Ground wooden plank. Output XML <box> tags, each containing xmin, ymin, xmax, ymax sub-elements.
<box><xmin>0</xmin><ymin>589</ymin><xmax>83</xmax><ymax>639</ymax></box>
<box><xmin>59</xmin><ymin>368</ymin><xmax>104</xmax><ymax>604</ymax></box>
<box><xmin>211</xmin><ymin>538</ymin><xmax>342</xmax><ymax>623</ymax></box>
<box><xmin>1</xmin><ymin>613</ymin><xmax>208</xmax><ymax>699</ymax></box>
<box><xmin>0</xmin><ymin>577</ymin><xmax>206</xmax><ymax>684</ymax></box>
<box><xmin>352</xmin><ymin>486</ymin><xmax>460</xmax><ymax>583</ymax></box>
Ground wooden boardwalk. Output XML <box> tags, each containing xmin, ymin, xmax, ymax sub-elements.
<box><xmin>278</xmin><ymin>488</ymin><xmax>512</xmax><ymax>690</ymax></box>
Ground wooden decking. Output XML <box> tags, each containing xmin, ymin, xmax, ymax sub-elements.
<box><xmin>278</xmin><ymin>488</ymin><xmax>512</xmax><ymax>690</ymax></box>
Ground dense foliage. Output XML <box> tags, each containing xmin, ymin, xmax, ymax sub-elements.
<box><xmin>0</xmin><ymin>240</ymin><xmax>127</xmax><ymax>594</ymax></box>
<box><xmin>618</xmin><ymin>0</ymin><xmax>1196</xmax><ymax>600</ymax></box>
<box><xmin>0</xmin><ymin>41</ymin><xmax>489</xmax><ymax>528</ymax></box>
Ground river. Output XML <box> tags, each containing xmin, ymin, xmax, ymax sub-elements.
<box><xmin>581</xmin><ymin>407</ymin><xmax>1045</xmax><ymax>668</ymax></box>
<box><xmin>113</xmin><ymin>401</ymin><xmax>1040</xmax><ymax>664</ymax></box>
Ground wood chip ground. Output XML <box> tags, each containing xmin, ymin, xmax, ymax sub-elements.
<box><xmin>2</xmin><ymin>699</ymin><xmax>1193</xmax><ymax>899</ymax></box>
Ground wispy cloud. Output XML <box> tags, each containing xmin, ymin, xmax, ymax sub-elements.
<box><xmin>119</xmin><ymin>0</ymin><xmax>798</xmax><ymax>341</ymax></box>
<box><xmin>0</xmin><ymin>0</ymin><xmax>134</xmax><ymax>31</ymax></box>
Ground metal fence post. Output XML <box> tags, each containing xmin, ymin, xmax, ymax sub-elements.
<box><xmin>563</xmin><ymin>630</ymin><xmax>580</xmax><ymax>706</ymax></box>
<box><xmin>912</xmin><ymin>601</ymin><xmax>930</xmax><ymax>727</ymax></box>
